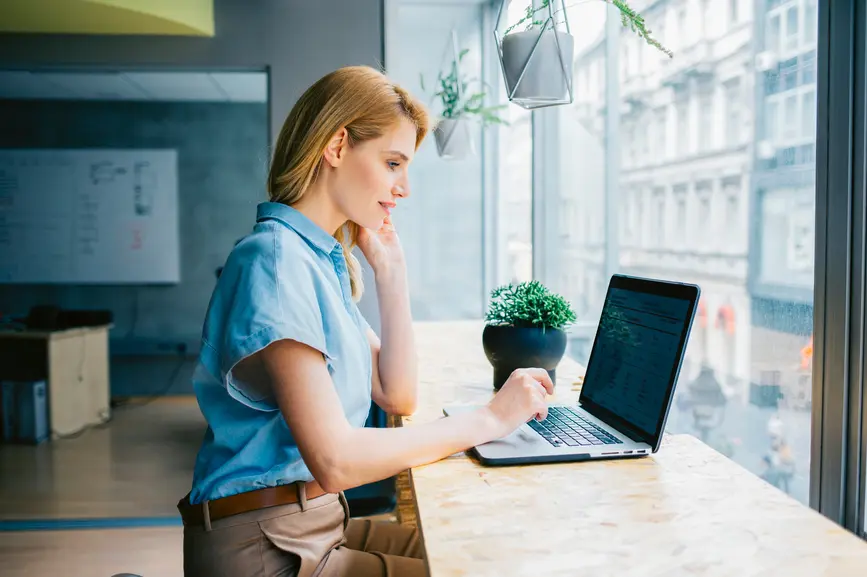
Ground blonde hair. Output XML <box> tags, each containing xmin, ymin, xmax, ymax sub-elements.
<box><xmin>268</xmin><ymin>66</ymin><xmax>430</xmax><ymax>301</ymax></box>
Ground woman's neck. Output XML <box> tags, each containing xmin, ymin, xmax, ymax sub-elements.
<box><xmin>290</xmin><ymin>181</ymin><xmax>346</xmax><ymax>236</ymax></box>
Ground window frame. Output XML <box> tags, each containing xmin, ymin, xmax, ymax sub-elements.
<box><xmin>812</xmin><ymin>0</ymin><xmax>866</xmax><ymax>535</ymax></box>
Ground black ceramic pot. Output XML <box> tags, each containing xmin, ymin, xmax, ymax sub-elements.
<box><xmin>482</xmin><ymin>324</ymin><xmax>568</xmax><ymax>391</ymax></box>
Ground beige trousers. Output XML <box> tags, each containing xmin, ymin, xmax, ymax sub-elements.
<box><xmin>183</xmin><ymin>487</ymin><xmax>428</xmax><ymax>577</ymax></box>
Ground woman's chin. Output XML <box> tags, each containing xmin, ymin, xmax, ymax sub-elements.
<box><xmin>355</xmin><ymin>215</ymin><xmax>385</xmax><ymax>230</ymax></box>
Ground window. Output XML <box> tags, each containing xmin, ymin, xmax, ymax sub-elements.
<box><xmin>389</xmin><ymin>3</ymin><xmax>485</xmax><ymax>320</ymax></box>
<box><xmin>620</xmin><ymin>43</ymin><xmax>629</xmax><ymax>84</ymax></box>
<box><xmin>783</xmin><ymin>94</ymin><xmax>798</xmax><ymax>141</ymax></box>
<box><xmin>767</xmin><ymin>13</ymin><xmax>781</xmax><ymax>53</ymax></box>
<box><xmin>499</xmin><ymin>106</ymin><xmax>532</xmax><ymax>284</ymax></box>
<box><xmin>784</xmin><ymin>5</ymin><xmax>799</xmax><ymax>53</ymax></box>
<box><xmin>635</xmin><ymin>190</ymin><xmax>645</xmax><ymax>245</ymax></box>
<box><xmin>541</xmin><ymin>0</ymin><xmax>609</xmax><ymax>365</ymax></box>
<box><xmin>724</xmin><ymin>79</ymin><xmax>742</xmax><ymax>147</ymax></box>
<box><xmin>540</xmin><ymin>0</ymin><xmax>817</xmax><ymax>507</ymax></box>
<box><xmin>696</xmin><ymin>182</ymin><xmax>713</xmax><ymax>249</ymax></box>
<box><xmin>623</xmin><ymin>121</ymin><xmax>634</xmax><ymax>168</ymax></box>
<box><xmin>727</xmin><ymin>193</ymin><xmax>739</xmax><ymax>241</ymax></box>
<box><xmin>802</xmin><ymin>88</ymin><xmax>816</xmax><ymax>139</ymax></box>
<box><xmin>698</xmin><ymin>90</ymin><xmax>714</xmax><ymax>152</ymax></box>
<box><xmin>654</xmin><ymin>106</ymin><xmax>668</xmax><ymax>163</ymax></box>
<box><xmin>674</xmin><ymin>185</ymin><xmax>687</xmax><ymax>244</ymax></box>
<box><xmin>640</xmin><ymin>122</ymin><xmax>650</xmax><ymax>167</ymax></box>
<box><xmin>723</xmin><ymin>177</ymin><xmax>742</xmax><ymax>249</ymax></box>
<box><xmin>676</xmin><ymin>98</ymin><xmax>689</xmax><ymax>156</ymax></box>
<box><xmin>654</xmin><ymin>187</ymin><xmax>666</xmax><ymax>248</ymax></box>
<box><xmin>677</xmin><ymin>6</ymin><xmax>688</xmax><ymax>49</ymax></box>
<box><xmin>632</xmin><ymin>190</ymin><xmax>643</xmax><ymax>243</ymax></box>
<box><xmin>766</xmin><ymin>99</ymin><xmax>779</xmax><ymax>143</ymax></box>
<box><xmin>804</xmin><ymin>0</ymin><xmax>817</xmax><ymax>45</ymax></box>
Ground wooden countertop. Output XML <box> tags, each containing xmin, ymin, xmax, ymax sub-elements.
<box><xmin>400</xmin><ymin>321</ymin><xmax>867</xmax><ymax>576</ymax></box>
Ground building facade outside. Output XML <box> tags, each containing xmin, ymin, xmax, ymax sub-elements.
<box><xmin>548</xmin><ymin>0</ymin><xmax>816</xmax><ymax>504</ymax></box>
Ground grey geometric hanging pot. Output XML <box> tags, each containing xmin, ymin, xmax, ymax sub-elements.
<box><xmin>434</xmin><ymin>116</ymin><xmax>474</xmax><ymax>159</ymax></box>
<box><xmin>426</xmin><ymin>29</ymin><xmax>476</xmax><ymax>160</ymax></box>
<box><xmin>494</xmin><ymin>0</ymin><xmax>574</xmax><ymax>109</ymax></box>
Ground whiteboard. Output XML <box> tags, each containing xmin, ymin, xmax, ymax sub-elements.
<box><xmin>0</xmin><ymin>149</ymin><xmax>179</xmax><ymax>284</ymax></box>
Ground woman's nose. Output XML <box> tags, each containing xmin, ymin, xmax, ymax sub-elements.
<box><xmin>394</xmin><ymin>182</ymin><xmax>410</xmax><ymax>198</ymax></box>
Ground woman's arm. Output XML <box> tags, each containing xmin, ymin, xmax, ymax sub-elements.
<box><xmin>259</xmin><ymin>338</ymin><xmax>552</xmax><ymax>494</ymax></box>
<box><xmin>368</xmin><ymin>268</ymin><xmax>417</xmax><ymax>416</ymax></box>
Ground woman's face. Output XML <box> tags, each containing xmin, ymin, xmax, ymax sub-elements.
<box><xmin>324</xmin><ymin>118</ymin><xmax>417</xmax><ymax>231</ymax></box>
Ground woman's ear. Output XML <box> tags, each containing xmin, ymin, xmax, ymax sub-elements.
<box><xmin>323</xmin><ymin>127</ymin><xmax>349</xmax><ymax>167</ymax></box>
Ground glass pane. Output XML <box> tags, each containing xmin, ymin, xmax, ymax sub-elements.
<box><xmin>546</xmin><ymin>0</ymin><xmax>608</xmax><ymax>359</ymax></box>
<box><xmin>553</xmin><ymin>0</ymin><xmax>818</xmax><ymax>505</ymax></box>
<box><xmin>388</xmin><ymin>3</ymin><xmax>485</xmax><ymax>319</ymax></box>
<box><xmin>499</xmin><ymin>106</ymin><xmax>533</xmax><ymax>285</ymax></box>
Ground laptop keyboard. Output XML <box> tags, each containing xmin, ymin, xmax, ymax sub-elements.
<box><xmin>528</xmin><ymin>406</ymin><xmax>623</xmax><ymax>448</ymax></box>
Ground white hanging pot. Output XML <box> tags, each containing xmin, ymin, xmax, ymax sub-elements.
<box><xmin>434</xmin><ymin>117</ymin><xmax>474</xmax><ymax>160</ymax></box>
<box><xmin>501</xmin><ymin>28</ymin><xmax>574</xmax><ymax>105</ymax></box>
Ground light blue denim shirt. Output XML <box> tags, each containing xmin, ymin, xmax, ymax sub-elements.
<box><xmin>188</xmin><ymin>201</ymin><xmax>373</xmax><ymax>505</ymax></box>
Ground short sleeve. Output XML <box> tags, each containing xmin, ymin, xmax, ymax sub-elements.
<box><xmin>219</xmin><ymin>229</ymin><xmax>331</xmax><ymax>412</ymax></box>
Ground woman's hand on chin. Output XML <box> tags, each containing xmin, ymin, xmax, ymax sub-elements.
<box><xmin>357</xmin><ymin>216</ymin><xmax>406</xmax><ymax>281</ymax></box>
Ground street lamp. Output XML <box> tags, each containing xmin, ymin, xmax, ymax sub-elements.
<box><xmin>686</xmin><ymin>363</ymin><xmax>727</xmax><ymax>442</ymax></box>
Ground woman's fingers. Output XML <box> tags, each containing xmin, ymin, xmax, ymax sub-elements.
<box><xmin>520</xmin><ymin>367</ymin><xmax>554</xmax><ymax>394</ymax></box>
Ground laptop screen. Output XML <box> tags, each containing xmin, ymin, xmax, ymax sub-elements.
<box><xmin>580</xmin><ymin>277</ymin><xmax>697</xmax><ymax>444</ymax></box>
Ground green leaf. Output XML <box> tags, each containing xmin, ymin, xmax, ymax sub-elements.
<box><xmin>485</xmin><ymin>280</ymin><xmax>576</xmax><ymax>330</ymax></box>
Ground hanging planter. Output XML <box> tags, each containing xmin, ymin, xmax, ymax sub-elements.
<box><xmin>421</xmin><ymin>29</ymin><xmax>508</xmax><ymax>160</ymax></box>
<box><xmin>494</xmin><ymin>0</ymin><xmax>673</xmax><ymax>110</ymax></box>
<box><xmin>434</xmin><ymin>117</ymin><xmax>474</xmax><ymax>159</ymax></box>
<box><xmin>495</xmin><ymin>0</ymin><xmax>574</xmax><ymax>109</ymax></box>
<box><xmin>501</xmin><ymin>27</ymin><xmax>574</xmax><ymax>106</ymax></box>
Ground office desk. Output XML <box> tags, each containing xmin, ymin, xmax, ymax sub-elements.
<box><xmin>0</xmin><ymin>325</ymin><xmax>111</xmax><ymax>439</ymax></box>
<box><xmin>398</xmin><ymin>321</ymin><xmax>867</xmax><ymax>576</ymax></box>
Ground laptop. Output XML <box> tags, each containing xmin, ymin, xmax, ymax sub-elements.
<box><xmin>443</xmin><ymin>274</ymin><xmax>700</xmax><ymax>466</ymax></box>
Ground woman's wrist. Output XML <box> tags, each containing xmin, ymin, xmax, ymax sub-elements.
<box><xmin>373</xmin><ymin>260</ymin><xmax>408</xmax><ymax>290</ymax></box>
<box><xmin>474</xmin><ymin>406</ymin><xmax>508</xmax><ymax>443</ymax></box>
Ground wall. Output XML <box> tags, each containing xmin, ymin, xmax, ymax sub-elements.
<box><xmin>0</xmin><ymin>0</ymin><xmax>385</xmax><ymax>396</ymax></box>
<box><xmin>0</xmin><ymin>0</ymin><xmax>384</xmax><ymax>145</ymax></box>
<box><xmin>0</xmin><ymin>99</ymin><xmax>267</xmax><ymax>395</ymax></box>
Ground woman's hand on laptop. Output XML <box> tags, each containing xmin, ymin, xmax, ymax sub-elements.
<box><xmin>484</xmin><ymin>368</ymin><xmax>554</xmax><ymax>438</ymax></box>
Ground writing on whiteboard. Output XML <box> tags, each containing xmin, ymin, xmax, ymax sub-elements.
<box><xmin>0</xmin><ymin>149</ymin><xmax>179</xmax><ymax>284</ymax></box>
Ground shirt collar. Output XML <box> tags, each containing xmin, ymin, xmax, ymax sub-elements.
<box><xmin>256</xmin><ymin>201</ymin><xmax>340</xmax><ymax>254</ymax></box>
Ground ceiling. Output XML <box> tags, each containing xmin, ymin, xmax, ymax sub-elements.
<box><xmin>0</xmin><ymin>70</ymin><xmax>267</xmax><ymax>102</ymax></box>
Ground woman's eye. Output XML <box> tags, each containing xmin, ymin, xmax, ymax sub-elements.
<box><xmin>387</xmin><ymin>161</ymin><xmax>400</xmax><ymax>170</ymax></box>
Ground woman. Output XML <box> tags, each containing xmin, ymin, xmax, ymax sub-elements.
<box><xmin>178</xmin><ymin>65</ymin><xmax>553</xmax><ymax>577</ymax></box>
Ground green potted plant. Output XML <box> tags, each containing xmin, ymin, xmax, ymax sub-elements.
<box><xmin>422</xmin><ymin>46</ymin><xmax>508</xmax><ymax>159</ymax></box>
<box><xmin>496</xmin><ymin>0</ymin><xmax>672</xmax><ymax>107</ymax></box>
<box><xmin>483</xmin><ymin>280</ymin><xmax>577</xmax><ymax>391</ymax></box>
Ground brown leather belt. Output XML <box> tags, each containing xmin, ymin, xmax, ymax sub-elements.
<box><xmin>177</xmin><ymin>480</ymin><xmax>329</xmax><ymax>526</ymax></box>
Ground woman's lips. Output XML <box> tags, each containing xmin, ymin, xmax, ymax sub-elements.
<box><xmin>379</xmin><ymin>202</ymin><xmax>394</xmax><ymax>215</ymax></box>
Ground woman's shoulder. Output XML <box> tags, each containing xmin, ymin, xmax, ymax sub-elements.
<box><xmin>204</xmin><ymin>223</ymin><xmax>332</xmax><ymax>360</ymax></box>
<box><xmin>244</xmin><ymin>220</ymin><xmax>325</xmax><ymax>267</ymax></box>
<box><xmin>226</xmin><ymin>222</ymin><xmax>324</xmax><ymax>284</ymax></box>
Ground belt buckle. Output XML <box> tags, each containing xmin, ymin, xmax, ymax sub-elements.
<box><xmin>202</xmin><ymin>499</ymin><xmax>212</xmax><ymax>531</ymax></box>
<box><xmin>297</xmin><ymin>481</ymin><xmax>308</xmax><ymax>511</ymax></box>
